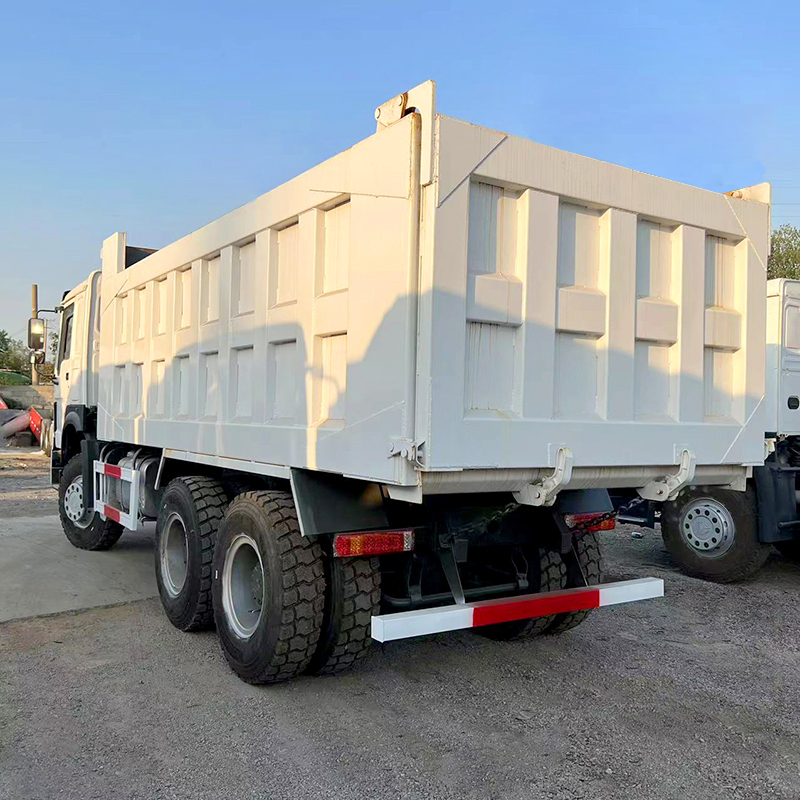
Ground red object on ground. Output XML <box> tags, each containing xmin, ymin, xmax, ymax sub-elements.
<box><xmin>29</xmin><ymin>407</ymin><xmax>43</xmax><ymax>443</ymax></box>
<box><xmin>0</xmin><ymin>410</ymin><xmax>31</xmax><ymax>439</ymax></box>
<box><xmin>0</xmin><ymin>395</ymin><xmax>7</xmax><ymax>410</ymax></box>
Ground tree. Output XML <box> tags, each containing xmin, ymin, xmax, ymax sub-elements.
<box><xmin>0</xmin><ymin>330</ymin><xmax>31</xmax><ymax>374</ymax></box>
<box><xmin>768</xmin><ymin>224</ymin><xmax>800</xmax><ymax>279</ymax></box>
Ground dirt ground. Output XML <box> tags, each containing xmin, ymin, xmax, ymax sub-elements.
<box><xmin>0</xmin><ymin>447</ymin><xmax>57</xmax><ymax>518</ymax></box>
<box><xmin>1</xmin><ymin>459</ymin><xmax>799</xmax><ymax>799</ymax></box>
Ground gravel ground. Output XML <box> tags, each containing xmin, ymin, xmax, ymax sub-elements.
<box><xmin>1</xmin><ymin>487</ymin><xmax>800</xmax><ymax>798</ymax></box>
<box><xmin>0</xmin><ymin>448</ymin><xmax>56</xmax><ymax>518</ymax></box>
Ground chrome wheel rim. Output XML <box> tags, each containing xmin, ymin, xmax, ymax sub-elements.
<box><xmin>160</xmin><ymin>512</ymin><xmax>189</xmax><ymax>597</ymax></box>
<box><xmin>680</xmin><ymin>499</ymin><xmax>735</xmax><ymax>557</ymax></box>
<box><xmin>64</xmin><ymin>476</ymin><xmax>93</xmax><ymax>529</ymax></box>
<box><xmin>222</xmin><ymin>533</ymin><xmax>264</xmax><ymax>639</ymax></box>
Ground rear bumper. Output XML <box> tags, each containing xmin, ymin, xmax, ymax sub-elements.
<box><xmin>371</xmin><ymin>577</ymin><xmax>664</xmax><ymax>642</ymax></box>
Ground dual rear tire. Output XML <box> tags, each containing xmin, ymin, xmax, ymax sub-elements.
<box><xmin>153</xmin><ymin>486</ymin><xmax>380</xmax><ymax>683</ymax></box>
<box><xmin>210</xmin><ymin>491</ymin><xmax>381</xmax><ymax>683</ymax></box>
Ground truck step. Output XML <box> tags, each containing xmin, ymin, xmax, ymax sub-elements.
<box><xmin>370</xmin><ymin>577</ymin><xmax>664</xmax><ymax>642</ymax></box>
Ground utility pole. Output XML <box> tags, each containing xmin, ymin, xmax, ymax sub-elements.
<box><xmin>31</xmin><ymin>284</ymin><xmax>39</xmax><ymax>385</ymax></box>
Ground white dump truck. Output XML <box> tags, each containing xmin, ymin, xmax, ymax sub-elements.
<box><xmin>39</xmin><ymin>81</ymin><xmax>770</xmax><ymax>683</ymax></box>
<box><xmin>622</xmin><ymin>277</ymin><xmax>800</xmax><ymax>583</ymax></box>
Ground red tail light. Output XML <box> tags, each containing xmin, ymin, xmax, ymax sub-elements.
<box><xmin>563</xmin><ymin>513</ymin><xmax>616</xmax><ymax>532</ymax></box>
<box><xmin>333</xmin><ymin>530</ymin><xmax>415</xmax><ymax>557</ymax></box>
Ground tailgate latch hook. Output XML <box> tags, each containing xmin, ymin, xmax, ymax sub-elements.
<box><xmin>638</xmin><ymin>447</ymin><xmax>696</xmax><ymax>502</ymax></box>
<box><xmin>514</xmin><ymin>446</ymin><xmax>573</xmax><ymax>507</ymax></box>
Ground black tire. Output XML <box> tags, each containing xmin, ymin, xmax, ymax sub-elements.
<box><xmin>155</xmin><ymin>476</ymin><xmax>228</xmax><ymax>632</ymax></box>
<box><xmin>546</xmin><ymin>531</ymin><xmax>604</xmax><ymax>635</ymax></box>
<box><xmin>477</xmin><ymin>548</ymin><xmax>567</xmax><ymax>641</ymax></box>
<box><xmin>212</xmin><ymin>491</ymin><xmax>325</xmax><ymax>684</ymax></box>
<box><xmin>661</xmin><ymin>485</ymin><xmax>769</xmax><ymax>583</ymax></box>
<box><xmin>58</xmin><ymin>454</ymin><xmax>123</xmax><ymax>551</ymax></box>
<box><xmin>306</xmin><ymin>556</ymin><xmax>381</xmax><ymax>675</ymax></box>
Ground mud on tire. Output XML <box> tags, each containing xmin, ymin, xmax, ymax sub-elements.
<box><xmin>212</xmin><ymin>490</ymin><xmax>325</xmax><ymax>684</ymax></box>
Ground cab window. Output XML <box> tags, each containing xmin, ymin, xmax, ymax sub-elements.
<box><xmin>58</xmin><ymin>305</ymin><xmax>75</xmax><ymax>368</ymax></box>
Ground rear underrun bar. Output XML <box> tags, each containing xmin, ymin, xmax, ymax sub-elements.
<box><xmin>370</xmin><ymin>577</ymin><xmax>664</xmax><ymax>642</ymax></box>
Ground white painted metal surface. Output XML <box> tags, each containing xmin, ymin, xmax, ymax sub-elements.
<box><xmin>371</xmin><ymin>577</ymin><xmax>665</xmax><ymax>642</ymax></box>
<box><xmin>84</xmin><ymin>81</ymin><xmax>769</xmax><ymax>493</ymax></box>
<box><xmin>766</xmin><ymin>278</ymin><xmax>800</xmax><ymax>436</ymax></box>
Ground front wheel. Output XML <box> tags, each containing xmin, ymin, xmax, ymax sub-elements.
<box><xmin>58</xmin><ymin>454</ymin><xmax>123</xmax><ymax>551</ymax></box>
<box><xmin>661</xmin><ymin>485</ymin><xmax>769</xmax><ymax>583</ymax></box>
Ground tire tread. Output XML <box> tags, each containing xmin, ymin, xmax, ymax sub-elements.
<box><xmin>164</xmin><ymin>476</ymin><xmax>229</xmax><ymax>631</ymax></box>
<box><xmin>546</xmin><ymin>532</ymin><xmax>604</xmax><ymax>635</ymax></box>
<box><xmin>218</xmin><ymin>491</ymin><xmax>325</xmax><ymax>685</ymax></box>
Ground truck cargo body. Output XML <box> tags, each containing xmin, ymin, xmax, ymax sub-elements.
<box><xmin>86</xmin><ymin>83</ymin><xmax>769</xmax><ymax>499</ymax></box>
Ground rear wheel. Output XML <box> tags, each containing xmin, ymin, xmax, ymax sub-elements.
<box><xmin>58</xmin><ymin>454</ymin><xmax>123</xmax><ymax>551</ymax></box>
<box><xmin>661</xmin><ymin>485</ymin><xmax>769</xmax><ymax>583</ymax></box>
<box><xmin>305</xmin><ymin>556</ymin><xmax>381</xmax><ymax>675</ymax></box>
<box><xmin>477</xmin><ymin>547</ymin><xmax>567</xmax><ymax>641</ymax></box>
<box><xmin>546</xmin><ymin>531</ymin><xmax>603</xmax><ymax>635</ymax></box>
<box><xmin>155</xmin><ymin>476</ymin><xmax>228</xmax><ymax>631</ymax></box>
<box><xmin>212</xmin><ymin>491</ymin><xmax>325</xmax><ymax>684</ymax></box>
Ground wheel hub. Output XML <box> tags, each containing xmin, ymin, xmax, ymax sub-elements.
<box><xmin>680</xmin><ymin>499</ymin><xmax>735</xmax><ymax>556</ymax></box>
<box><xmin>160</xmin><ymin>512</ymin><xmax>189</xmax><ymax>598</ymax></box>
<box><xmin>64</xmin><ymin>476</ymin><xmax>93</xmax><ymax>529</ymax></box>
<box><xmin>222</xmin><ymin>534</ymin><xmax>265</xmax><ymax>639</ymax></box>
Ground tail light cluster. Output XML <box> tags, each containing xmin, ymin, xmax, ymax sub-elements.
<box><xmin>333</xmin><ymin>530</ymin><xmax>415</xmax><ymax>557</ymax></box>
<box><xmin>563</xmin><ymin>512</ymin><xmax>616</xmax><ymax>532</ymax></box>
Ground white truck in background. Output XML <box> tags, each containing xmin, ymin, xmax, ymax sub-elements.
<box><xmin>39</xmin><ymin>81</ymin><xmax>771</xmax><ymax>684</ymax></box>
<box><xmin>624</xmin><ymin>278</ymin><xmax>800</xmax><ymax>582</ymax></box>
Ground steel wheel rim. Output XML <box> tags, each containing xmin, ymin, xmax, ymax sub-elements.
<box><xmin>160</xmin><ymin>512</ymin><xmax>189</xmax><ymax>597</ymax></box>
<box><xmin>680</xmin><ymin>499</ymin><xmax>735</xmax><ymax>557</ymax></box>
<box><xmin>64</xmin><ymin>475</ymin><xmax>93</xmax><ymax>529</ymax></box>
<box><xmin>222</xmin><ymin>533</ymin><xmax>265</xmax><ymax>639</ymax></box>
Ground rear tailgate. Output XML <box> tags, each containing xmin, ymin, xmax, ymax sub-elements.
<box><xmin>418</xmin><ymin>115</ymin><xmax>769</xmax><ymax>474</ymax></box>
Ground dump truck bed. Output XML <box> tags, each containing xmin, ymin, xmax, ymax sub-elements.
<box><xmin>97</xmin><ymin>82</ymin><xmax>770</xmax><ymax>495</ymax></box>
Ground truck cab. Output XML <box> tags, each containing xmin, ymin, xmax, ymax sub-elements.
<box><xmin>50</xmin><ymin>272</ymin><xmax>101</xmax><ymax>480</ymax></box>
<box><xmin>50</xmin><ymin>244</ymin><xmax>156</xmax><ymax>480</ymax></box>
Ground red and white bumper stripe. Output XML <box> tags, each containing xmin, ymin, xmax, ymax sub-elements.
<box><xmin>370</xmin><ymin>577</ymin><xmax>664</xmax><ymax>643</ymax></box>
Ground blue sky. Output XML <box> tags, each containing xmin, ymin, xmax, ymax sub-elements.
<box><xmin>1</xmin><ymin>0</ymin><xmax>798</xmax><ymax>338</ymax></box>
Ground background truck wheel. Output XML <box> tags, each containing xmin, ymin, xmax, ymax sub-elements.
<box><xmin>155</xmin><ymin>476</ymin><xmax>228</xmax><ymax>632</ymax></box>
<box><xmin>58</xmin><ymin>454</ymin><xmax>123</xmax><ymax>551</ymax></box>
<box><xmin>661</xmin><ymin>485</ymin><xmax>769</xmax><ymax>583</ymax></box>
<box><xmin>546</xmin><ymin>531</ymin><xmax>604</xmax><ymax>635</ymax></box>
<box><xmin>305</xmin><ymin>556</ymin><xmax>381</xmax><ymax>676</ymax></box>
<box><xmin>212</xmin><ymin>491</ymin><xmax>325</xmax><ymax>684</ymax></box>
<box><xmin>477</xmin><ymin>547</ymin><xmax>567</xmax><ymax>641</ymax></box>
